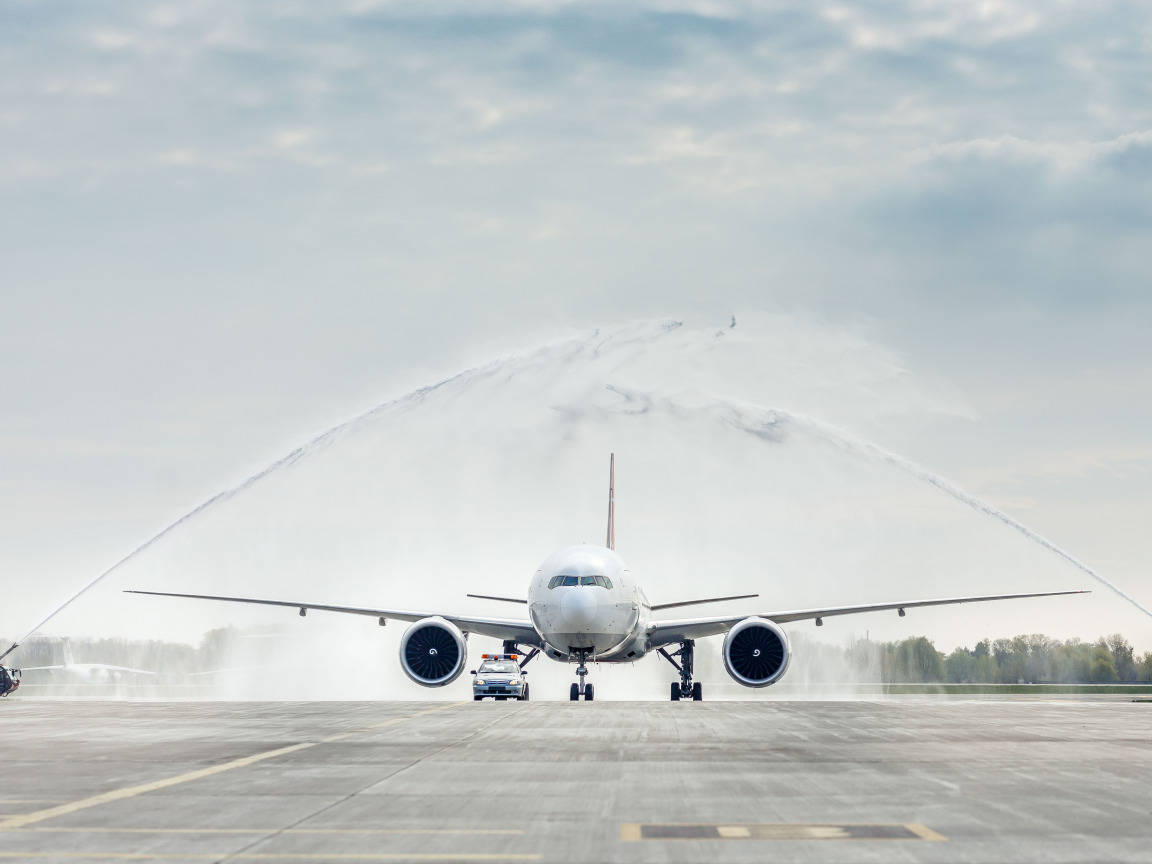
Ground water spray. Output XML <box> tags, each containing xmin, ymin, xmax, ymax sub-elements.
<box><xmin>723</xmin><ymin>401</ymin><xmax>1152</xmax><ymax>620</ymax></box>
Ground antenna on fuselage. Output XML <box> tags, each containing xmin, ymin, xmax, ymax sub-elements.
<box><xmin>606</xmin><ymin>453</ymin><xmax>615</xmax><ymax>550</ymax></box>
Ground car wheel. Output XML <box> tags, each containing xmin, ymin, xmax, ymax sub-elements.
<box><xmin>670</xmin><ymin>683</ymin><xmax>680</xmax><ymax>701</ymax></box>
<box><xmin>692</xmin><ymin>682</ymin><xmax>702</xmax><ymax>701</ymax></box>
<box><xmin>570</xmin><ymin>683</ymin><xmax>579</xmax><ymax>701</ymax></box>
<box><xmin>473</xmin><ymin>695</ymin><xmax>483</xmax><ymax>701</ymax></box>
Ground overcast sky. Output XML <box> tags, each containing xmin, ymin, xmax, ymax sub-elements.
<box><xmin>2</xmin><ymin>1</ymin><xmax>1150</xmax><ymax>648</ymax></box>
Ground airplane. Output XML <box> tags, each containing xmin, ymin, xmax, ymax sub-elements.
<box><xmin>19</xmin><ymin>638</ymin><xmax>155</xmax><ymax>684</ymax></box>
<box><xmin>126</xmin><ymin>455</ymin><xmax>1089</xmax><ymax>701</ymax></box>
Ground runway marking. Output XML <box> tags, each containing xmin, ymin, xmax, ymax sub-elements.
<box><xmin>0</xmin><ymin>855</ymin><xmax>540</xmax><ymax>861</ymax></box>
<box><xmin>0</xmin><ymin>703</ymin><xmax>465</xmax><ymax>831</ymax></box>
<box><xmin>620</xmin><ymin>822</ymin><xmax>947</xmax><ymax>842</ymax></box>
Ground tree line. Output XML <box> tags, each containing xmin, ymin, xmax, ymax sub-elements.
<box><xmin>855</xmin><ymin>633</ymin><xmax>1152</xmax><ymax>684</ymax></box>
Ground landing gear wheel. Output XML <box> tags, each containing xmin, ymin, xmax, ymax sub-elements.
<box><xmin>521</xmin><ymin>685</ymin><xmax>529</xmax><ymax>701</ymax></box>
<box><xmin>570</xmin><ymin>683</ymin><xmax>580</xmax><ymax>701</ymax></box>
<box><xmin>584</xmin><ymin>683</ymin><xmax>594</xmax><ymax>702</ymax></box>
<box><xmin>662</xmin><ymin>640</ymin><xmax>697</xmax><ymax>702</ymax></box>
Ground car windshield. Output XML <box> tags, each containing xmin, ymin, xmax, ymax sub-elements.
<box><xmin>478</xmin><ymin>662</ymin><xmax>517</xmax><ymax>674</ymax></box>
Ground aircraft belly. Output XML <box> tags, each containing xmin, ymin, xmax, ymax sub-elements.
<box><xmin>541</xmin><ymin>630</ymin><xmax>628</xmax><ymax>657</ymax></box>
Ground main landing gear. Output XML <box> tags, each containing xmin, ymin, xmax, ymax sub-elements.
<box><xmin>569</xmin><ymin>650</ymin><xmax>595</xmax><ymax>701</ymax></box>
<box><xmin>659</xmin><ymin>640</ymin><xmax>702</xmax><ymax>701</ymax></box>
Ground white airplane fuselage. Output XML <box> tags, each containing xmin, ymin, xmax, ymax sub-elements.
<box><xmin>528</xmin><ymin>545</ymin><xmax>649</xmax><ymax>662</ymax></box>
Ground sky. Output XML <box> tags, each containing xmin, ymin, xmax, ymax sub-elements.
<box><xmin>2</xmin><ymin>1</ymin><xmax>1151</xmax><ymax>659</ymax></box>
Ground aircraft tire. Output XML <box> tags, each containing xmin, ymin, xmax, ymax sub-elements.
<box><xmin>670</xmin><ymin>683</ymin><xmax>680</xmax><ymax>701</ymax></box>
<box><xmin>584</xmin><ymin>683</ymin><xmax>594</xmax><ymax>701</ymax></box>
<box><xmin>570</xmin><ymin>683</ymin><xmax>579</xmax><ymax>701</ymax></box>
<box><xmin>521</xmin><ymin>686</ymin><xmax>529</xmax><ymax>701</ymax></box>
<box><xmin>692</xmin><ymin>682</ymin><xmax>702</xmax><ymax>701</ymax></box>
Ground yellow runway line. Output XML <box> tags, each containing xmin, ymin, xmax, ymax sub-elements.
<box><xmin>0</xmin><ymin>703</ymin><xmax>466</xmax><ymax>831</ymax></box>
<box><xmin>0</xmin><ymin>742</ymin><xmax>313</xmax><ymax>831</ymax></box>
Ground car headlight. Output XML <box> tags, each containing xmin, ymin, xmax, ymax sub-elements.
<box><xmin>474</xmin><ymin>679</ymin><xmax>486</xmax><ymax>686</ymax></box>
<box><xmin>509</xmin><ymin>679</ymin><xmax>521</xmax><ymax>686</ymax></box>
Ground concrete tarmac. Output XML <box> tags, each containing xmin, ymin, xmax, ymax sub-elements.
<box><xmin>1</xmin><ymin>699</ymin><xmax>1150</xmax><ymax>863</ymax></box>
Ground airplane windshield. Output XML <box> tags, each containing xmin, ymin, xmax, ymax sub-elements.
<box><xmin>547</xmin><ymin>574</ymin><xmax>612</xmax><ymax>589</ymax></box>
<box><xmin>478</xmin><ymin>662</ymin><xmax>518</xmax><ymax>674</ymax></box>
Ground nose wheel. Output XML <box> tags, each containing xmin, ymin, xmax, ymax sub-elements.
<box><xmin>659</xmin><ymin>640</ymin><xmax>702</xmax><ymax>701</ymax></box>
<box><xmin>569</xmin><ymin>652</ymin><xmax>595</xmax><ymax>701</ymax></box>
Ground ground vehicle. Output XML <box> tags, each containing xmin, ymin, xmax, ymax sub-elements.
<box><xmin>0</xmin><ymin>665</ymin><xmax>20</xmax><ymax>697</ymax></box>
<box><xmin>471</xmin><ymin>654</ymin><xmax>528</xmax><ymax>701</ymax></box>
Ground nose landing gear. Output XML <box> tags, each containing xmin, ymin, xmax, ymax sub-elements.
<box><xmin>659</xmin><ymin>640</ymin><xmax>702</xmax><ymax>701</ymax></box>
<box><xmin>569</xmin><ymin>650</ymin><xmax>595</xmax><ymax>701</ymax></box>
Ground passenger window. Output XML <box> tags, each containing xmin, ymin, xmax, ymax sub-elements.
<box><xmin>562</xmin><ymin>575</ymin><xmax>578</xmax><ymax>587</ymax></box>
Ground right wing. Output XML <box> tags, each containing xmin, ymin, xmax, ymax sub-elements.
<box><xmin>125</xmin><ymin>589</ymin><xmax>543</xmax><ymax>647</ymax></box>
<box><xmin>648</xmin><ymin>589</ymin><xmax>1089</xmax><ymax>647</ymax></box>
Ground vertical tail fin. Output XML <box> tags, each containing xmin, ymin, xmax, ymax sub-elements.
<box><xmin>606</xmin><ymin>453</ymin><xmax>615</xmax><ymax>550</ymax></box>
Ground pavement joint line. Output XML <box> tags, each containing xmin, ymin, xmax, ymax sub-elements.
<box><xmin>320</xmin><ymin>702</ymin><xmax>463</xmax><ymax>742</ymax></box>
<box><xmin>0</xmin><ymin>855</ymin><xmax>541</xmax><ymax>861</ymax></box>
<box><xmin>0</xmin><ymin>800</ymin><xmax>65</xmax><ymax>805</ymax></box>
<box><xmin>2</xmin><ymin>828</ymin><xmax>525</xmax><ymax>835</ymax></box>
<box><xmin>0</xmin><ymin>702</ymin><xmax>466</xmax><ymax>831</ymax></box>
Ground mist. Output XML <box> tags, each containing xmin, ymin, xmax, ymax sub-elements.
<box><xmin>10</xmin><ymin>316</ymin><xmax>1147</xmax><ymax>700</ymax></box>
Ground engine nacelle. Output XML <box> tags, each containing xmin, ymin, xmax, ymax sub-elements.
<box><xmin>399</xmin><ymin>617</ymin><xmax>467</xmax><ymax>687</ymax></box>
<box><xmin>722</xmin><ymin>617</ymin><xmax>791</xmax><ymax>687</ymax></box>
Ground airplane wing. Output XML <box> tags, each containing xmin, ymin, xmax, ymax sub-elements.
<box><xmin>125</xmin><ymin>589</ymin><xmax>543</xmax><ymax>647</ymax></box>
<box><xmin>647</xmin><ymin>589</ymin><xmax>1089</xmax><ymax>647</ymax></box>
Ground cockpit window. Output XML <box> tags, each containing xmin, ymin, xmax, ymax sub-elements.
<box><xmin>547</xmin><ymin>574</ymin><xmax>612</xmax><ymax>588</ymax></box>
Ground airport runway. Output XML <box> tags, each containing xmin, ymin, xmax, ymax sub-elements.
<box><xmin>1</xmin><ymin>699</ymin><xmax>1150</xmax><ymax>863</ymax></box>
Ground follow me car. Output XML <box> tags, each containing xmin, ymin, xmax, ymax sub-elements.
<box><xmin>472</xmin><ymin>654</ymin><xmax>529</xmax><ymax>701</ymax></box>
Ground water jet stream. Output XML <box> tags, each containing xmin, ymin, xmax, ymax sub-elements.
<box><xmin>723</xmin><ymin>400</ymin><xmax>1152</xmax><ymax>620</ymax></box>
<box><xmin>4</xmin><ymin>322</ymin><xmax>1145</xmax><ymax>661</ymax></box>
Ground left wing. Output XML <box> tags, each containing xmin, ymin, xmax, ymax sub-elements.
<box><xmin>125</xmin><ymin>589</ymin><xmax>543</xmax><ymax>647</ymax></box>
<box><xmin>648</xmin><ymin>589</ymin><xmax>1088</xmax><ymax>647</ymax></box>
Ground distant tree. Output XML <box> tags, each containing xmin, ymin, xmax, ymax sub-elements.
<box><xmin>973</xmin><ymin>654</ymin><xmax>1000</xmax><ymax>683</ymax></box>
<box><xmin>1104</xmin><ymin>634</ymin><xmax>1136</xmax><ymax>682</ymax></box>
<box><xmin>945</xmin><ymin>647</ymin><xmax>976</xmax><ymax>683</ymax></box>
<box><xmin>1089</xmin><ymin>644</ymin><xmax>1119</xmax><ymax>683</ymax></box>
<box><xmin>890</xmin><ymin>636</ymin><xmax>944</xmax><ymax>682</ymax></box>
<box><xmin>1139</xmin><ymin>652</ymin><xmax>1152</xmax><ymax>683</ymax></box>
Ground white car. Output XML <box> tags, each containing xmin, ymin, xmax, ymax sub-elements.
<box><xmin>471</xmin><ymin>654</ymin><xmax>528</xmax><ymax>701</ymax></box>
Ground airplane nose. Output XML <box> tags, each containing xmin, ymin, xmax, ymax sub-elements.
<box><xmin>560</xmin><ymin>588</ymin><xmax>599</xmax><ymax>629</ymax></box>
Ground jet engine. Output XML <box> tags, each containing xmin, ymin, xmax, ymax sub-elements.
<box><xmin>722</xmin><ymin>617</ymin><xmax>790</xmax><ymax>687</ymax></box>
<box><xmin>399</xmin><ymin>617</ymin><xmax>467</xmax><ymax>687</ymax></box>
